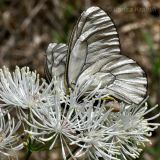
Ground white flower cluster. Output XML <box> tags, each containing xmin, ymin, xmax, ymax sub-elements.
<box><xmin>0</xmin><ymin>66</ymin><xmax>53</xmax><ymax>159</ymax></box>
<box><xmin>0</xmin><ymin>109</ymin><xmax>23</xmax><ymax>159</ymax></box>
<box><xmin>0</xmin><ymin>66</ymin><xmax>159</xmax><ymax>160</ymax></box>
<box><xmin>0</xmin><ymin>66</ymin><xmax>53</xmax><ymax>109</ymax></box>
<box><xmin>24</xmin><ymin>85</ymin><xmax>159</xmax><ymax>160</ymax></box>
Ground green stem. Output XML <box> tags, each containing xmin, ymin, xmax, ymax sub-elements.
<box><xmin>25</xmin><ymin>149</ymin><xmax>32</xmax><ymax>160</ymax></box>
<box><xmin>25</xmin><ymin>108</ymin><xmax>32</xmax><ymax>160</ymax></box>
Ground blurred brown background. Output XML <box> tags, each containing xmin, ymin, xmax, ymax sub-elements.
<box><xmin>0</xmin><ymin>0</ymin><xmax>160</xmax><ymax>159</ymax></box>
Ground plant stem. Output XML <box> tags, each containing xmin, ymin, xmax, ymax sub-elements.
<box><xmin>25</xmin><ymin>150</ymin><xmax>32</xmax><ymax>160</ymax></box>
<box><xmin>25</xmin><ymin>108</ymin><xmax>32</xmax><ymax>160</ymax></box>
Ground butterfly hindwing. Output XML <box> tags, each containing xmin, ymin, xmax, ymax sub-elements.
<box><xmin>77</xmin><ymin>54</ymin><xmax>147</xmax><ymax>104</ymax></box>
<box><xmin>66</xmin><ymin>6</ymin><xmax>147</xmax><ymax>104</ymax></box>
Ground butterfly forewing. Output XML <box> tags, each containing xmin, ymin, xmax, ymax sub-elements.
<box><xmin>66</xmin><ymin>7</ymin><xmax>120</xmax><ymax>85</ymax></box>
<box><xmin>66</xmin><ymin>6</ymin><xmax>147</xmax><ymax>104</ymax></box>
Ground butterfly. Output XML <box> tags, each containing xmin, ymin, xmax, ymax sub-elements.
<box><xmin>45</xmin><ymin>6</ymin><xmax>147</xmax><ymax>105</ymax></box>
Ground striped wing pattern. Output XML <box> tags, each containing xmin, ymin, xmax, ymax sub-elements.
<box><xmin>66</xmin><ymin>6</ymin><xmax>147</xmax><ymax>104</ymax></box>
<box><xmin>67</xmin><ymin>7</ymin><xmax>120</xmax><ymax>87</ymax></box>
<box><xmin>77</xmin><ymin>55</ymin><xmax>147</xmax><ymax>104</ymax></box>
<box><xmin>46</xmin><ymin>43</ymin><xmax>67</xmax><ymax>81</ymax></box>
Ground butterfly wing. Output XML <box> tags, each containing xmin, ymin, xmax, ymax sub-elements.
<box><xmin>46</xmin><ymin>43</ymin><xmax>67</xmax><ymax>81</ymax></box>
<box><xmin>66</xmin><ymin>6</ymin><xmax>147</xmax><ymax>104</ymax></box>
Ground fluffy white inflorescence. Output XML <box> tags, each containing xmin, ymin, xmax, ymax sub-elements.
<box><xmin>0</xmin><ymin>66</ymin><xmax>54</xmax><ymax>109</ymax></box>
<box><xmin>0</xmin><ymin>109</ymin><xmax>23</xmax><ymax>158</ymax></box>
<box><xmin>23</xmin><ymin>77</ymin><xmax>160</xmax><ymax>160</ymax></box>
<box><xmin>0</xmin><ymin>67</ymin><xmax>159</xmax><ymax>159</ymax></box>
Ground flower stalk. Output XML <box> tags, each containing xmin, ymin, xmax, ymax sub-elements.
<box><xmin>25</xmin><ymin>137</ymin><xmax>32</xmax><ymax>160</ymax></box>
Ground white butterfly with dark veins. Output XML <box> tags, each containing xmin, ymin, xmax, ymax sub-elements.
<box><xmin>45</xmin><ymin>6</ymin><xmax>147</xmax><ymax>105</ymax></box>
